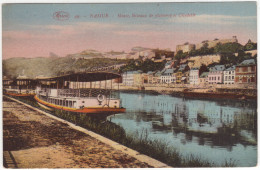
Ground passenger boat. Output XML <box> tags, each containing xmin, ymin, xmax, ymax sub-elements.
<box><xmin>34</xmin><ymin>72</ymin><xmax>126</xmax><ymax>114</ymax></box>
<box><xmin>3</xmin><ymin>76</ymin><xmax>36</xmax><ymax>96</ymax></box>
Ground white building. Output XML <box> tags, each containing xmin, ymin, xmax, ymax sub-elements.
<box><xmin>122</xmin><ymin>71</ymin><xmax>135</xmax><ymax>86</ymax></box>
<box><xmin>224</xmin><ymin>65</ymin><xmax>236</xmax><ymax>84</ymax></box>
<box><xmin>160</xmin><ymin>69</ymin><xmax>175</xmax><ymax>84</ymax></box>
<box><xmin>189</xmin><ymin>67</ymin><xmax>200</xmax><ymax>85</ymax></box>
<box><xmin>208</xmin><ymin>65</ymin><xmax>225</xmax><ymax>84</ymax></box>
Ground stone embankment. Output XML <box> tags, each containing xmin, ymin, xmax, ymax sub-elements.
<box><xmin>3</xmin><ymin>96</ymin><xmax>170</xmax><ymax>168</ymax></box>
<box><xmin>119</xmin><ymin>84</ymin><xmax>257</xmax><ymax>99</ymax></box>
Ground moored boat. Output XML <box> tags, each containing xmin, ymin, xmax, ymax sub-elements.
<box><xmin>3</xmin><ymin>76</ymin><xmax>36</xmax><ymax>97</ymax></box>
<box><xmin>35</xmin><ymin>72</ymin><xmax>126</xmax><ymax>114</ymax></box>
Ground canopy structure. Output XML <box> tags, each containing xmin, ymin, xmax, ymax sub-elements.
<box><xmin>36</xmin><ymin>72</ymin><xmax>122</xmax><ymax>82</ymax></box>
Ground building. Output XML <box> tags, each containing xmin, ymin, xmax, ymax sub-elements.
<box><xmin>160</xmin><ymin>69</ymin><xmax>175</xmax><ymax>84</ymax></box>
<box><xmin>122</xmin><ymin>71</ymin><xmax>145</xmax><ymax>86</ymax></box>
<box><xmin>189</xmin><ymin>67</ymin><xmax>200</xmax><ymax>85</ymax></box>
<box><xmin>208</xmin><ymin>65</ymin><xmax>225</xmax><ymax>84</ymax></box>
<box><xmin>133</xmin><ymin>71</ymin><xmax>144</xmax><ymax>85</ymax></box>
<box><xmin>224</xmin><ymin>65</ymin><xmax>236</xmax><ymax>84</ymax></box>
<box><xmin>154</xmin><ymin>71</ymin><xmax>162</xmax><ymax>84</ymax></box>
<box><xmin>199</xmin><ymin>72</ymin><xmax>209</xmax><ymax>86</ymax></box>
<box><xmin>183</xmin><ymin>71</ymin><xmax>190</xmax><ymax>84</ymax></box>
<box><xmin>176</xmin><ymin>64</ymin><xmax>190</xmax><ymax>84</ymax></box>
<box><xmin>195</xmin><ymin>36</ymin><xmax>238</xmax><ymax>50</ymax></box>
<box><xmin>176</xmin><ymin>43</ymin><xmax>195</xmax><ymax>53</ymax></box>
<box><xmin>147</xmin><ymin>71</ymin><xmax>154</xmax><ymax>84</ymax></box>
<box><xmin>142</xmin><ymin>73</ymin><xmax>149</xmax><ymax>84</ymax></box>
<box><xmin>122</xmin><ymin>71</ymin><xmax>136</xmax><ymax>86</ymax></box>
<box><xmin>235</xmin><ymin>59</ymin><xmax>256</xmax><ymax>84</ymax></box>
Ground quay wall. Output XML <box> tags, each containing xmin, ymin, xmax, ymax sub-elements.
<box><xmin>118</xmin><ymin>84</ymin><xmax>257</xmax><ymax>97</ymax></box>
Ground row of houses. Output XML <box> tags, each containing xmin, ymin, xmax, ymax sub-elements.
<box><xmin>122</xmin><ymin>59</ymin><xmax>256</xmax><ymax>86</ymax></box>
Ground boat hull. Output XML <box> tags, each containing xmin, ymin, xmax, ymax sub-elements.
<box><xmin>34</xmin><ymin>95</ymin><xmax>126</xmax><ymax>114</ymax></box>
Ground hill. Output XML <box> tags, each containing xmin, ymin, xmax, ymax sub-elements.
<box><xmin>3</xmin><ymin>56</ymin><xmax>127</xmax><ymax>79</ymax></box>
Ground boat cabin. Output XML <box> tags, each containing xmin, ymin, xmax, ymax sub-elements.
<box><xmin>3</xmin><ymin>76</ymin><xmax>37</xmax><ymax>96</ymax></box>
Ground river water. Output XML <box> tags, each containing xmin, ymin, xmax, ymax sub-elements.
<box><xmin>109</xmin><ymin>92</ymin><xmax>257</xmax><ymax>167</ymax></box>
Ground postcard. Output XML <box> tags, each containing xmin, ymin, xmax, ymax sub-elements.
<box><xmin>2</xmin><ymin>1</ymin><xmax>258</xmax><ymax>168</ymax></box>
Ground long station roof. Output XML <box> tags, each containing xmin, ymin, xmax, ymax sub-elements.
<box><xmin>36</xmin><ymin>72</ymin><xmax>121</xmax><ymax>82</ymax></box>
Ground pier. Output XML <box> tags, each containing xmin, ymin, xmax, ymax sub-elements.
<box><xmin>3</xmin><ymin>96</ymin><xmax>170</xmax><ymax>168</ymax></box>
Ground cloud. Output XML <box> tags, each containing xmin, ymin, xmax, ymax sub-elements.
<box><xmin>169</xmin><ymin>14</ymin><xmax>256</xmax><ymax>25</ymax></box>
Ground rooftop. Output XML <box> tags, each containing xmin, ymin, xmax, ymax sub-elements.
<box><xmin>209</xmin><ymin>65</ymin><xmax>225</xmax><ymax>72</ymax></box>
<box><xmin>191</xmin><ymin>67</ymin><xmax>200</xmax><ymax>70</ymax></box>
<box><xmin>164</xmin><ymin>69</ymin><xmax>174</xmax><ymax>74</ymax></box>
<box><xmin>178</xmin><ymin>64</ymin><xmax>188</xmax><ymax>71</ymax></box>
<box><xmin>225</xmin><ymin>65</ymin><xmax>236</xmax><ymax>71</ymax></box>
<box><xmin>238</xmin><ymin>59</ymin><xmax>256</xmax><ymax>66</ymax></box>
<box><xmin>200</xmin><ymin>72</ymin><xmax>209</xmax><ymax>78</ymax></box>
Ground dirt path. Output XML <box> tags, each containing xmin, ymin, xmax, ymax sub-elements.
<box><xmin>3</xmin><ymin>97</ymin><xmax>152</xmax><ymax>168</ymax></box>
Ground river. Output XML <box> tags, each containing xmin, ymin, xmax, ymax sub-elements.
<box><xmin>109</xmin><ymin>92</ymin><xmax>257</xmax><ymax>167</ymax></box>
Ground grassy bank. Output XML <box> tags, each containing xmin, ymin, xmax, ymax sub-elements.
<box><xmin>5</xmin><ymin>95</ymin><xmax>236</xmax><ymax>167</ymax></box>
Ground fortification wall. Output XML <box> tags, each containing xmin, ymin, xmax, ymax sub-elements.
<box><xmin>188</xmin><ymin>54</ymin><xmax>221</xmax><ymax>68</ymax></box>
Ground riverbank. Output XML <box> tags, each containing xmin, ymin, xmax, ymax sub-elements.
<box><xmin>119</xmin><ymin>85</ymin><xmax>257</xmax><ymax>101</ymax></box>
<box><xmin>2</xmin><ymin>96</ymin><xmax>163</xmax><ymax>168</ymax></box>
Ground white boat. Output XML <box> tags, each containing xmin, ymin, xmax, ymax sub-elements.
<box><xmin>34</xmin><ymin>72</ymin><xmax>126</xmax><ymax>114</ymax></box>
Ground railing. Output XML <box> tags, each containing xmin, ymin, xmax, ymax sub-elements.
<box><xmin>38</xmin><ymin>87</ymin><xmax>120</xmax><ymax>99</ymax></box>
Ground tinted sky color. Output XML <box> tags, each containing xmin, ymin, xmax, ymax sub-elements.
<box><xmin>2</xmin><ymin>2</ymin><xmax>257</xmax><ymax>59</ymax></box>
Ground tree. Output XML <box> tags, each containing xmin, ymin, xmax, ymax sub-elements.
<box><xmin>214</xmin><ymin>42</ymin><xmax>244</xmax><ymax>54</ymax></box>
<box><xmin>244</xmin><ymin>39</ymin><xmax>257</xmax><ymax>51</ymax></box>
<box><xmin>175</xmin><ymin>50</ymin><xmax>188</xmax><ymax>60</ymax></box>
<box><xmin>199</xmin><ymin>64</ymin><xmax>209</xmax><ymax>75</ymax></box>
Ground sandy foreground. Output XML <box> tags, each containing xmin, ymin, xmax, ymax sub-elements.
<box><xmin>2</xmin><ymin>97</ymin><xmax>152</xmax><ymax>168</ymax></box>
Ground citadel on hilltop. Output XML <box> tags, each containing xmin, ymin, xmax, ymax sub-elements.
<box><xmin>176</xmin><ymin>36</ymin><xmax>238</xmax><ymax>53</ymax></box>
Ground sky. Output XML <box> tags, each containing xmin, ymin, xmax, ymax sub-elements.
<box><xmin>2</xmin><ymin>2</ymin><xmax>257</xmax><ymax>59</ymax></box>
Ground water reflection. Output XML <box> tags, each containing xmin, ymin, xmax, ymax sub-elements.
<box><xmin>110</xmin><ymin>92</ymin><xmax>257</xmax><ymax>166</ymax></box>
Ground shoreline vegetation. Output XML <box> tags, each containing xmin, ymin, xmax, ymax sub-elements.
<box><xmin>5</xmin><ymin>95</ymin><xmax>237</xmax><ymax>167</ymax></box>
